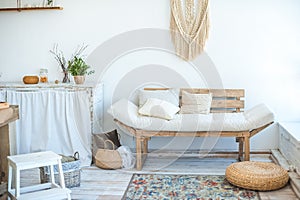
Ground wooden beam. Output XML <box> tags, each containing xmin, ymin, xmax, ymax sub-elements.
<box><xmin>143</xmin><ymin>88</ymin><xmax>245</xmax><ymax>98</ymax></box>
<box><xmin>250</xmin><ymin>122</ymin><xmax>273</xmax><ymax>138</ymax></box>
<box><xmin>211</xmin><ymin>100</ymin><xmax>244</xmax><ymax>108</ymax></box>
<box><xmin>180</xmin><ymin>88</ymin><xmax>245</xmax><ymax>98</ymax></box>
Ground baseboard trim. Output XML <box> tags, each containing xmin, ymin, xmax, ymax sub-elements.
<box><xmin>145</xmin><ymin>149</ymin><xmax>271</xmax><ymax>158</ymax></box>
<box><xmin>271</xmin><ymin>149</ymin><xmax>300</xmax><ymax>199</ymax></box>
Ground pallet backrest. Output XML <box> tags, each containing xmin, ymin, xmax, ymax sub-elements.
<box><xmin>144</xmin><ymin>88</ymin><xmax>245</xmax><ymax>113</ymax></box>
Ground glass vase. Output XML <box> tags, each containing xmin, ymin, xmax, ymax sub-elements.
<box><xmin>62</xmin><ymin>71</ymin><xmax>70</xmax><ymax>83</ymax></box>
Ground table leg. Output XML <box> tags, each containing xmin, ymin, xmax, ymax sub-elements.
<box><xmin>0</xmin><ymin>125</ymin><xmax>9</xmax><ymax>183</ymax></box>
<box><xmin>49</xmin><ymin>165</ymin><xmax>55</xmax><ymax>186</ymax></box>
<box><xmin>15</xmin><ymin>168</ymin><xmax>20</xmax><ymax>198</ymax></box>
<box><xmin>7</xmin><ymin>165</ymin><xmax>12</xmax><ymax>194</ymax></box>
<box><xmin>136</xmin><ymin>137</ymin><xmax>142</xmax><ymax>171</ymax></box>
<box><xmin>57</xmin><ymin>159</ymin><xmax>66</xmax><ymax>189</ymax></box>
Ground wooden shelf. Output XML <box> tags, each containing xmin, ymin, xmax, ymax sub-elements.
<box><xmin>0</xmin><ymin>6</ymin><xmax>63</xmax><ymax>12</ymax></box>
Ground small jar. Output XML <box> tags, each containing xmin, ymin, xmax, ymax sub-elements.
<box><xmin>39</xmin><ymin>68</ymin><xmax>48</xmax><ymax>83</ymax></box>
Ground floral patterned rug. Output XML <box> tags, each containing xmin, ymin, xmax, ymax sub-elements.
<box><xmin>122</xmin><ymin>174</ymin><xmax>259</xmax><ymax>200</ymax></box>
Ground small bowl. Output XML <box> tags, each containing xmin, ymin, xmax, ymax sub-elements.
<box><xmin>23</xmin><ymin>75</ymin><xmax>39</xmax><ymax>84</ymax></box>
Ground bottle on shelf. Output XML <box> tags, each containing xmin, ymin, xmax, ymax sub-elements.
<box><xmin>39</xmin><ymin>68</ymin><xmax>48</xmax><ymax>83</ymax></box>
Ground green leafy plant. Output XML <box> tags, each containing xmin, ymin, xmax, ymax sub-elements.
<box><xmin>68</xmin><ymin>56</ymin><xmax>95</xmax><ymax>76</ymax></box>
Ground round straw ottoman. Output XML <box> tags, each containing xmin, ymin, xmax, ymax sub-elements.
<box><xmin>225</xmin><ymin>161</ymin><xmax>289</xmax><ymax>191</ymax></box>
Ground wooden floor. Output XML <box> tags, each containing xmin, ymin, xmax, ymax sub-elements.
<box><xmin>17</xmin><ymin>153</ymin><xmax>299</xmax><ymax>200</ymax></box>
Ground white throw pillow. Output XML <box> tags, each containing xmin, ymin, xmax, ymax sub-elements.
<box><xmin>180</xmin><ymin>91</ymin><xmax>212</xmax><ymax>114</ymax></box>
<box><xmin>107</xmin><ymin>98</ymin><xmax>139</xmax><ymax>125</ymax></box>
<box><xmin>138</xmin><ymin>98</ymin><xmax>180</xmax><ymax>120</ymax></box>
<box><xmin>138</xmin><ymin>89</ymin><xmax>179</xmax><ymax>107</ymax></box>
<box><xmin>107</xmin><ymin>99</ymin><xmax>153</xmax><ymax>129</ymax></box>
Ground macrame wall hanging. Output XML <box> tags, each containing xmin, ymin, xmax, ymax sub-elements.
<box><xmin>170</xmin><ymin>0</ymin><xmax>210</xmax><ymax>60</ymax></box>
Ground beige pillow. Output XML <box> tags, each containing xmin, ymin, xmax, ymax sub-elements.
<box><xmin>180</xmin><ymin>91</ymin><xmax>212</xmax><ymax>114</ymax></box>
<box><xmin>138</xmin><ymin>98</ymin><xmax>180</xmax><ymax>120</ymax></box>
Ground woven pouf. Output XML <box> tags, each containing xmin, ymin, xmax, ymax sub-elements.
<box><xmin>225</xmin><ymin>161</ymin><xmax>289</xmax><ymax>191</ymax></box>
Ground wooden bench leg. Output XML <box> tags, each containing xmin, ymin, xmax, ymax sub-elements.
<box><xmin>136</xmin><ymin>137</ymin><xmax>142</xmax><ymax>171</ymax></box>
<box><xmin>141</xmin><ymin>138</ymin><xmax>149</xmax><ymax>169</ymax></box>
<box><xmin>244</xmin><ymin>135</ymin><xmax>250</xmax><ymax>161</ymax></box>
<box><xmin>136</xmin><ymin>136</ymin><xmax>150</xmax><ymax>171</ymax></box>
<box><xmin>142</xmin><ymin>138</ymin><xmax>149</xmax><ymax>154</ymax></box>
<box><xmin>237</xmin><ymin>137</ymin><xmax>244</xmax><ymax>161</ymax></box>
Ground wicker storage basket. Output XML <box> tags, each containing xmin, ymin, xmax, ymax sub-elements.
<box><xmin>40</xmin><ymin>152</ymin><xmax>81</xmax><ymax>188</ymax></box>
<box><xmin>225</xmin><ymin>161</ymin><xmax>289</xmax><ymax>191</ymax></box>
<box><xmin>95</xmin><ymin>139</ymin><xmax>122</xmax><ymax>169</ymax></box>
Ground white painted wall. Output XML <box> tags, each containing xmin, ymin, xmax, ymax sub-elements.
<box><xmin>1</xmin><ymin>0</ymin><xmax>300</xmax><ymax>151</ymax></box>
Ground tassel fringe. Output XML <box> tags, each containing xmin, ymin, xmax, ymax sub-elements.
<box><xmin>170</xmin><ymin>0</ymin><xmax>210</xmax><ymax>61</ymax></box>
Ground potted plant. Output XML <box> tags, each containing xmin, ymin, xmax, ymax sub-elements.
<box><xmin>68</xmin><ymin>56</ymin><xmax>94</xmax><ymax>84</ymax></box>
<box><xmin>50</xmin><ymin>44</ymin><xmax>88</xmax><ymax>83</ymax></box>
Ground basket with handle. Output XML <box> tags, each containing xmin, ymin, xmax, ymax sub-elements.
<box><xmin>40</xmin><ymin>152</ymin><xmax>81</xmax><ymax>188</ymax></box>
<box><xmin>95</xmin><ymin>138</ymin><xmax>122</xmax><ymax>169</ymax></box>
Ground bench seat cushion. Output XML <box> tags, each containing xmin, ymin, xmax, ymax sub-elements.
<box><xmin>108</xmin><ymin>99</ymin><xmax>274</xmax><ymax>132</ymax></box>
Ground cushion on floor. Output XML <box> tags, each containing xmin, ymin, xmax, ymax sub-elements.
<box><xmin>225</xmin><ymin>161</ymin><xmax>289</xmax><ymax>191</ymax></box>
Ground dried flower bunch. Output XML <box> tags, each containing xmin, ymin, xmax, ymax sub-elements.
<box><xmin>50</xmin><ymin>44</ymin><xmax>88</xmax><ymax>83</ymax></box>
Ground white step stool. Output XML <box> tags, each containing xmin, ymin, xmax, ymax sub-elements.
<box><xmin>7</xmin><ymin>151</ymin><xmax>71</xmax><ymax>200</ymax></box>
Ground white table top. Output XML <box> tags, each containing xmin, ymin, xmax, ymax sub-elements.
<box><xmin>8</xmin><ymin>151</ymin><xmax>61</xmax><ymax>169</ymax></box>
<box><xmin>0</xmin><ymin>81</ymin><xmax>97</xmax><ymax>89</ymax></box>
<box><xmin>279</xmin><ymin>122</ymin><xmax>300</xmax><ymax>142</ymax></box>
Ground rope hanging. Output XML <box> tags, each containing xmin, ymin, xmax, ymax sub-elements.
<box><xmin>170</xmin><ymin>0</ymin><xmax>210</xmax><ymax>60</ymax></box>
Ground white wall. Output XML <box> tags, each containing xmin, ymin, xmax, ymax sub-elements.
<box><xmin>1</xmin><ymin>0</ymin><xmax>300</xmax><ymax>151</ymax></box>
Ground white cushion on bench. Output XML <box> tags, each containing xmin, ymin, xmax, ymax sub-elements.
<box><xmin>108</xmin><ymin>99</ymin><xmax>274</xmax><ymax>132</ymax></box>
<box><xmin>138</xmin><ymin>98</ymin><xmax>180</xmax><ymax>120</ymax></box>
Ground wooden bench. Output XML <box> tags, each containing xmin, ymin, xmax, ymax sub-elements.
<box><xmin>115</xmin><ymin>88</ymin><xmax>273</xmax><ymax>170</ymax></box>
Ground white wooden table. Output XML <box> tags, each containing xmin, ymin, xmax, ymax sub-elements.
<box><xmin>0</xmin><ymin>105</ymin><xmax>19</xmax><ymax>198</ymax></box>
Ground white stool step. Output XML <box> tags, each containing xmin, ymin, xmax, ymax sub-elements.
<box><xmin>18</xmin><ymin>188</ymin><xmax>71</xmax><ymax>200</ymax></box>
<box><xmin>8</xmin><ymin>151</ymin><xmax>62</xmax><ymax>170</ymax></box>
<box><xmin>7</xmin><ymin>151</ymin><xmax>71</xmax><ymax>200</ymax></box>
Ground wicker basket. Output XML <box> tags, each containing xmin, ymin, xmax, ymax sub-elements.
<box><xmin>40</xmin><ymin>153</ymin><xmax>81</xmax><ymax>188</ymax></box>
<box><xmin>225</xmin><ymin>161</ymin><xmax>289</xmax><ymax>191</ymax></box>
<box><xmin>95</xmin><ymin>139</ymin><xmax>122</xmax><ymax>170</ymax></box>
